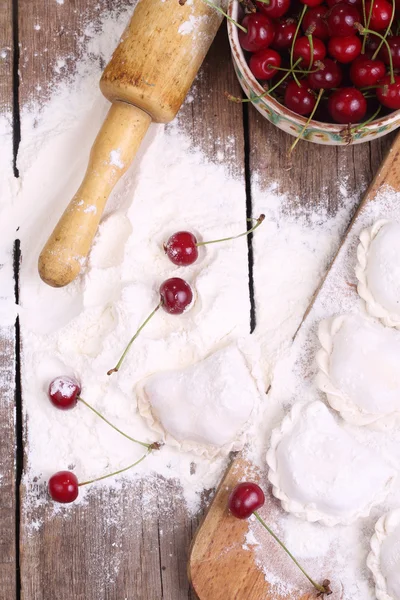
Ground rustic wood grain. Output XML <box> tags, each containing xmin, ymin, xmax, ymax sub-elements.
<box><xmin>0</xmin><ymin>0</ymin><xmax>17</xmax><ymax>598</ymax></box>
<box><xmin>18</xmin><ymin>4</ymin><xmax>245</xmax><ymax>599</ymax></box>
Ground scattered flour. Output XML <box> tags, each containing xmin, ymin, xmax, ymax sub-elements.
<box><xmin>0</xmin><ymin>2</ymin><xmax>385</xmax><ymax>597</ymax></box>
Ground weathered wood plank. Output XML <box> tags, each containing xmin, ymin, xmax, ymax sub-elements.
<box><xmin>0</xmin><ymin>0</ymin><xmax>17</xmax><ymax>598</ymax></box>
<box><xmin>18</xmin><ymin>4</ymin><xmax>244</xmax><ymax>599</ymax></box>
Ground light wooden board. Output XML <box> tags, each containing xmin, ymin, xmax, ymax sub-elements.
<box><xmin>189</xmin><ymin>131</ymin><xmax>400</xmax><ymax>600</ymax></box>
<box><xmin>0</xmin><ymin>0</ymin><xmax>17</xmax><ymax>598</ymax></box>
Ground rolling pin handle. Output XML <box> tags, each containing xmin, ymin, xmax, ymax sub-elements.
<box><xmin>38</xmin><ymin>102</ymin><xmax>151</xmax><ymax>288</ymax></box>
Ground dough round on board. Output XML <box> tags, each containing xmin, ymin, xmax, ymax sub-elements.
<box><xmin>356</xmin><ymin>220</ymin><xmax>400</xmax><ymax>328</ymax></box>
<box><xmin>368</xmin><ymin>509</ymin><xmax>400</xmax><ymax>600</ymax></box>
<box><xmin>137</xmin><ymin>344</ymin><xmax>260</xmax><ymax>458</ymax></box>
<box><xmin>266</xmin><ymin>401</ymin><xmax>395</xmax><ymax>526</ymax></box>
<box><xmin>316</xmin><ymin>314</ymin><xmax>400</xmax><ymax>428</ymax></box>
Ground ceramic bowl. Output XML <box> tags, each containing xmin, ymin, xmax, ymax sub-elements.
<box><xmin>227</xmin><ymin>0</ymin><xmax>400</xmax><ymax>145</ymax></box>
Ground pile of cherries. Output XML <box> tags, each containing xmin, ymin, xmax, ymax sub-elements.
<box><xmin>236</xmin><ymin>0</ymin><xmax>400</xmax><ymax>124</ymax></box>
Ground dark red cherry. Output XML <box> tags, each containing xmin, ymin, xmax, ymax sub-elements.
<box><xmin>327</xmin><ymin>0</ymin><xmax>361</xmax><ymax>7</ymax></box>
<box><xmin>365</xmin><ymin>0</ymin><xmax>392</xmax><ymax>30</ymax></box>
<box><xmin>377</xmin><ymin>74</ymin><xmax>400</xmax><ymax>109</ymax></box>
<box><xmin>159</xmin><ymin>278</ymin><xmax>193</xmax><ymax>315</ymax></box>
<box><xmin>379</xmin><ymin>36</ymin><xmax>400</xmax><ymax>69</ymax></box>
<box><xmin>302</xmin><ymin>6</ymin><xmax>329</xmax><ymax>39</ymax></box>
<box><xmin>48</xmin><ymin>471</ymin><xmax>79</xmax><ymax>503</ymax></box>
<box><xmin>256</xmin><ymin>0</ymin><xmax>290</xmax><ymax>18</ymax></box>
<box><xmin>284</xmin><ymin>80</ymin><xmax>317</xmax><ymax>115</ymax></box>
<box><xmin>48</xmin><ymin>376</ymin><xmax>81</xmax><ymax>410</ymax></box>
<box><xmin>272</xmin><ymin>18</ymin><xmax>297</xmax><ymax>50</ymax></box>
<box><xmin>327</xmin><ymin>3</ymin><xmax>361</xmax><ymax>37</ymax></box>
<box><xmin>328</xmin><ymin>87</ymin><xmax>367</xmax><ymax>123</ymax></box>
<box><xmin>164</xmin><ymin>231</ymin><xmax>198</xmax><ymax>266</ymax></box>
<box><xmin>300</xmin><ymin>0</ymin><xmax>325</xmax><ymax>7</ymax></box>
<box><xmin>328</xmin><ymin>35</ymin><xmax>362</xmax><ymax>63</ymax></box>
<box><xmin>293</xmin><ymin>36</ymin><xmax>327</xmax><ymax>65</ymax></box>
<box><xmin>308</xmin><ymin>58</ymin><xmax>343</xmax><ymax>89</ymax></box>
<box><xmin>228</xmin><ymin>482</ymin><xmax>265</xmax><ymax>519</ymax></box>
<box><xmin>249</xmin><ymin>48</ymin><xmax>282</xmax><ymax>80</ymax></box>
<box><xmin>350</xmin><ymin>55</ymin><xmax>386</xmax><ymax>87</ymax></box>
<box><xmin>238</xmin><ymin>14</ymin><xmax>275</xmax><ymax>52</ymax></box>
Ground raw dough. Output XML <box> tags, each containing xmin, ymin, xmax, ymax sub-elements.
<box><xmin>368</xmin><ymin>509</ymin><xmax>400</xmax><ymax>600</ymax></box>
<box><xmin>266</xmin><ymin>401</ymin><xmax>395</xmax><ymax>526</ymax></box>
<box><xmin>316</xmin><ymin>314</ymin><xmax>400</xmax><ymax>427</ymax></box>
<box><xmin>137</xmin><ymin>344</ymin><xmax>260</xmax><ymax>458</ymax></box>
<box><xmin>356</xmin><ymin>220</ymin><xmax>400</xmax><ymax>328</ymax></box>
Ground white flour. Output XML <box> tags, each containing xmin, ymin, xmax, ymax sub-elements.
<box><xmin>0</xmin><ymin>2</ymin><xmax>378</xmax><ymax>595</ymax></box>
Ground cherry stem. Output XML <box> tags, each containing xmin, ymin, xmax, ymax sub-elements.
<box><xmin>78</xmin><ymin>451</ymin><xmax>150</xmax><ymax>487</ymax></box>
<box><xmin>203</xmin><ymin>0</ymin><xmax>247</xmax><ymax>32</ymax></box>
<box><xmin>196</xmin><ymin>214</ymin><xmax>265</xmax><ymax>247</ymax></box>
<box><xmin>267</xmin><ymin>64</ymin><xmax>322</xmax><ymax>73</ymax></box>
<box><xmin>307</xmin><ymin>33</ymin><xmax>314</xmax><ymax>71</ymax></box>
<box><xmin>372</xmin><ymin>0</ymin><xmax>396</xmax><ymax>58</ymax></box>
<box><xmin>253</xmin><ymin>511</ymin><xmax>329</xmax><ymax>595</ymax></box>
<box><xmin>226</xmin><ymin>57</ymin><xmax>304</xmax><ymax>103</ymax></box>
<box><xmin>356</xmin><ymin>24</ymin><xmax>395</xmax><ymax>82</ymax></box>
<box><xmin>290</xmin><ymin>4</ymin><xmax>308</xmax><ymax>85</ymax></box>
<box><xmin>351</xmin><ymin>103</ymin><xmax>382</xmax><ymax>131</ymax></box>
<box><xmin>78</xmin><ymin>397</ymin><xmax>151</xmax><ymax>449</ymax></box>
<box><xmin>361</xmin><ymin>0</ymin><xmax>375</xmax><ymax>53</ymax></box>
<box><xmin>107</xmin><ymin>302</ymin><xmax>162</xmax><ymax>376</ymax></box>
<box><xmin>289</xmin><ymin>88</ymin><xmax>324</xmax><ymax>155</ymax></box>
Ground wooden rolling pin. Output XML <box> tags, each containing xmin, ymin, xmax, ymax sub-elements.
<box><xmin>38</xmin><ymin>0</ymin><xmax>222</xmax><ymax>287</ymax></box>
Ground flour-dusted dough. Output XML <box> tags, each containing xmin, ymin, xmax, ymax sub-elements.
<box><xmin>356</xmin><ymin>220</ymin><xmax>400</xmax><ymax>328</ymax></box>
<box><xmin>368</xmin><ymin>509</ymin><xmax>400</xmax><ymax>600</ymax></box>
<box><xmin>267</xmin><ymin>401</ymin><xmax>395</xmax><ymax>526</ymax></box>
<box><xmin>316</xmin><ymin>314</ymin><xmax>400</xmax><ymax>428</ymax></box>
<box><xmin>137</xmin><ymin>344</ymin><xmax>260</xmax><ymax>458</ymax></box>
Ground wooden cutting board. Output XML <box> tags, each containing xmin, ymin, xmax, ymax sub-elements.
<box><xmin>188</xmin><ymin>129</ymin><xmax>400</xmax><ymax>600</ymax></box>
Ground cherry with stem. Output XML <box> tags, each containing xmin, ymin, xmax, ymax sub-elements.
<box><xmin>228</xmin><ymin>482</ymin><xmax>332</xmax><ymax>596</ymax></box>
<box><xmin>289</xmin><ymin>88</ymin><xmax>324</xmax><ymax>155</ymax></box>
<box><xmin>372</xmin><ymin>0</ymin><xmax>396</xmax><ymax>56</ymax></box>
<box><xmin>356</xmin><ymin>23</ymin><xmax>395</xmax><ymax>81</ymax></box>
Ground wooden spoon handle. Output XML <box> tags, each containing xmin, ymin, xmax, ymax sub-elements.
<box><xmin>38</xmin><ymin>102</ymin><xmax>151</xmax><ymax>288</ymax></box>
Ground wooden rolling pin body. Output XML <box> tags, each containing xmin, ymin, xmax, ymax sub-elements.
<box><xmin>39</xmin><ymin>0</ymin><xmax>222</xmax><ymax>287</ymax></box>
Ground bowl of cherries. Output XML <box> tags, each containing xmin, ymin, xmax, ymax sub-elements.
<box><xmin>227</xmin><ymin>0</ymin><xmax>400</xmax><ymax>144</ymax></box>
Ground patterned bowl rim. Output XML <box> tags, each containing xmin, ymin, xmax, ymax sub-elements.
<box><xmin>227</xmin><ymin>0</ymin><xmax>400</xmax><ymax>134</ymax></box>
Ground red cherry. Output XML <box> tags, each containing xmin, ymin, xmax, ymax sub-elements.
<box><xmin>272</xmin><ymin>18</ymin><xmax>297</xmax><ymax>50</ymax></box>
<box><xmin>365</xmin><ymin>0</ymin><xmax>392</xmax><ymax>31</ymax></box>
<box><xmin>379</xmin><ymin>36</ymin><xmax>400</xmax><ymax>69</ymax></box>
<box><xmin>284</xmin><ymin>80</ymin><xmax>317</xmax><ymax>115</ymax></box>
<box><xmin>350</xmin><ymin>55</ymin><xmax>386</xmax><ymax>87</ymax></box>
<box><xmin>377</xmin><ymin>74</ymin><xmax>400</xmax><ymax>108</ymax></box>
<box><xmin>249</xmin><ymin>48</ymin><xmax>282</xmax><ymax>80</ymax></box>
<box><xmin>327</xmin><ymin>0</ymin><xmax>361</xmax><ymax>7</ymax></box>
<box><xmin>159</xmin><ymin>278</ymin><xmax>193</xmax><ymax>315</ymax></box>
<box><xmin>48</xmin><ymin>376</ymin><xmax>81</xmax><ymax>410</ymax></box>
<box><xmin>164</xmin><ymin>231</ymin><xmax>198</xmax><ymax>266</ymax></box>
<box><xmin>327</xmin><ymin>3</ymin><xmax>361</xmax><ymax>37</ymax></box>
<box><xmin>256</xmin><ymin>0</ymin><xmax>290</xmax><ymax>18</ymax></box>
<box><xmin>48</xmin><ymin>471</ymin><xmax>79</xmax><ymax>503</ymax></box>
<box><xmin>293</xmin><ymin>36</ymin><xmax>327</xmax><ymax>65</ymax></box>
<box><xmin>238</xmin><ymin>14</ymin><xmax>275</xmax><ymax>52</ymax></box>
<box><xmin>302</xmin><ymin>6</ymin><xmax>329</xmax><ymax>40</ymax></box>
<box><xmin>228</xmin><ymin>482</ymin><xmax>265</xmax><ymax>519</ymax></box>
<box><xmin>328</xmin><ymin>35</ymin><xmax>362</xmax><ymax>63</ymax></box>
<box><xmin>308</xmin><ymin>58</ymin><xmax>343</xmax><ymax>89</ymax></box>
<box><xmin>300</xmin><ymin>0</ymin><xmax>325</xmax><ymax>7</ymax></box>
<box><xmin>328</xmin><ymin>87</ymin><xmax>367</xmax><ymax>123</ymax></box>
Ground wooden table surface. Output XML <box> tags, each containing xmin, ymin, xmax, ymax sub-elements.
<box><xmin>0</xmin><ymin>1</ymin><xmax>396</xmax><ymax>599</ymax></box>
